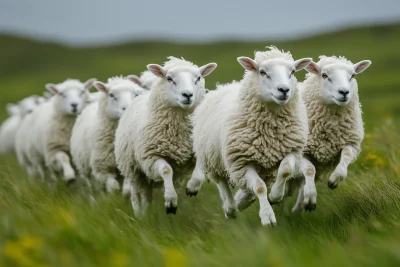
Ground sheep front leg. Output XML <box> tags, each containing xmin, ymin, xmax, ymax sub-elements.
<box><xmin>234</xmin><ymin>189</ymin><xmax>256</xmax><ymax>212</ymax></box>
<box><xmin>153</xmin><ymin>159</ymin><xmax>178</xmax><ymax>214</ymax></box>
<box><xmin>269</xmin><ymin>154</ymin><xmax>296</xmax><ymax>203</ymax></box>
<box><xmin>245</xmin><ymin>166</ymin><xmax>277</xmax><ymax>226</ymax></box>
<box><xmin>328</xmin><ymin>145</ymin><xmax>356</xmax><ymax>189</ymax></box>
<box><xmin>55</xmin><ymin>151</ymin><xmax>76</xmax><ymax>184</ymax></box>
<box><xmin>186</xmin><ymin>158</ymin><xmax>206</xmax><ymax>197</ymax></box>
<box><xmin>105</xmin><ymin>174</ymin><xmax>120</xmax><ymax>193</ymax></box>
<box><xmin>122</xmin><ymin>176</ymin><xmax>132</xmax><ymax>198</ymax></box>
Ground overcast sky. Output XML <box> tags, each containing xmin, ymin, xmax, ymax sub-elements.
<box><xmin>0</xmin><ymin>0</ymin><xmax>399</xmax><ymax>47</ymax></box>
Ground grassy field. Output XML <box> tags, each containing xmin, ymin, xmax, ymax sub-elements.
<box><xmin>0</xmin><ymin>23</ymin><xmax>400</xmax><ymax>266</ymax></box>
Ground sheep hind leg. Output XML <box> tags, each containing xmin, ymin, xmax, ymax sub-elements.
<box><xmin>186</xmin><ymin>158</ymin><xmax>206</xmax><ymax>197</ymax></box>
<box><xmin>213</xmin><ymin>175</ymin><xmax>238</xmax><ymax>219</ymax></box>
<box><xmin>55</xmin><ymin>151</ymin><xmax>76</xmax><ymax>185</ymax></box>
<box><xmin>234</xmin><ymin>189</ymin><xmax>256</xmax><ymax>212</ymax></box>
<box><xmin>130</xmin><ymin>172</ymin><xmax>152</xmax><ymax>218</ymax></box>
<box><xmin>244</xmin><ymin>166</ymin><xmax>277</xmax><ymax>227</ymax></box>
<box><xmin>300</xmin><ymin>157</ymin><xmax>317</xmax><ymax>211</ymax></box>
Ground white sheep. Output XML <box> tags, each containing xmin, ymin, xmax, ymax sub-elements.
<box><xmin>70</xmin><ymin>75</ymin><xmax>145</xmax><ymax>193</ymax></box>
<box><xmin>286</xmin><ymin>56</ymin><xmax>371</xmax><ymax>212</ymax></box>
<box><xmin>16</xmin><ymin>79</ymin><xmax>95</xmax><ymax>182</ymax></box>
<box><xmin>139</xmin><ymin>71</ymin><xmax>157</xmax><ymax>90</ymax></box>
<box><xmin>115</xmin><ymin>57</ymin><xmax>217</xmax><ymax>216</ymax></box>
<box><xmin>186</xmin><ymin>46</ymin><xmax>313</xmax><ymax>226</ymax></box>
<box><xmin>2</xmin><ymin>95</ymin><xmax>44</xmax><ymax>155</ymax></box>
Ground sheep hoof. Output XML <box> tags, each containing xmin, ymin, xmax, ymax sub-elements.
<box><xmin>304</xmin><ymin>203</ymin><xmax>317</xmax><ymax>212</ymax></box>
<box><xmin>186</xmin><ymin>188</ymin><xmax>198</xmax><ymax>197</ymax></box>
<box><xmin>166</xmin><ymin>206</ymin><xmax>177</xmax><ymax>215</ymax></box>
<box><xmin>66</xmin><ymin>178</ymin><xmax>76</xmax><ymax>186</ymax></box>
<box><xmin>328</xmin><ymin>181</ymin><xmax>338</xmax><ymax>190</ymax></box>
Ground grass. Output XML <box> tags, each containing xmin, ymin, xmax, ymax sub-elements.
<box><xmin>1</xmin><ymin>23</ymin><xmax>400</xmax><ymax>266</ymax></box>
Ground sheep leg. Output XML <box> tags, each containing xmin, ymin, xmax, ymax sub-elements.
<box><xmin>292</xmin><ymin>183</ymin><xmax>305</xmax><ymax>213</ymax></box>
<box><xmin>245</xmin><ymin>166</ymin><xmax>277</xmax><ymax>226</ymax></box>
<box><xmin>105</xmin><ymin>174</ymin><xmax>120</xmax><ymax>193</ymax></box>
<box><xmin>214</xmin><ymin>176</ymin><xmax>238</xmax><ymax>219</ymax></box>
<box><xmin>186</xmin><ymin>158</ymin><xmax>206</xmax><ymax>197</ymax></box>
<box><xmin>234</xmin><ymin>189</ymin><xmax>256</xmax><ymax>212</ymax></box>
<box><xmin>122</xmin><ymin>176</ymin><xmax>132</xmax><ymax>198</ymax></box>
<box><xmin>269</xmin><ymin>154</ymin><xmax>296</xmax><ymax>204</ymax></box>
<box><xmin>153</xmin><ymin>159</ymin><xmax>178</xmax><ymax>215</ymax></box>
<box><xmin>299</xmin><ymin>157</ymin><xmax>317</xmax><ymax>211</ymax></box>
<box><xmin>130</xmin><ymin>173</ymin><xmax>152</xmax><ymax>217</ymax></box>
<box><xmin>328</xmin><ymin>145</ymin><xmax>356</xmax><ymax>189</ymax></box>
<box><xmin>55</xmin><ymin>151</ymin><xmax>76</xmax><ymax>184</ymax></box>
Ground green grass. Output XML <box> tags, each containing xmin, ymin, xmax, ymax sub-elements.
<box><xmin>1</xmin><ymin>23</ymin><xmax>400</xmax><ymax>266</ymax></box>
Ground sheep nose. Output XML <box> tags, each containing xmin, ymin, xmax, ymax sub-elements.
<box><xmin>122</xmin><ymin>107</ymin><xmax>127</xmax><ymax>111</ymax></box>
<box><xmin>338</xmin><ymin>89</ymin><xmax>349</xmax><ymax>96</ymax></box>
<box><xmin>277</xmin><ymin>86</ymin><xmax>290</xmax><ymax>95</ymax></box>
<box><xmin>182</xmin><ymin>93</ymin><xmax>193</xmax><ymax>99</ymax></box>
<box><xmin>71</xmin><ymin>103</ymin><xmax>78</xmax><ymax>108</ymax></box>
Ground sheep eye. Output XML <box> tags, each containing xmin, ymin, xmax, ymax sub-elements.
<box><xmin>260</xmin><ymin>71</ymin><xmax>266</xmax><ymax>76</ymax></box>
<box><xmin>322</xmin><ymin>73</ymin><xmax>328</xmax><ymax>79</ymax></box>
<box><xmin>195</xmin><ymin>77</ymin><xmax>201</xmax><ymax>84</ymax></box>
<box><xmin>166</xmin><ymin>76</ymin><xmax>173</xmax><ymax>83</ymax></box>
<box><xmin>59</xmin><ymin>92</ymin><xmax>65</xmax><ymax>97</ymax></box>
<box><xmin>350</xmin><ymin>73</ymin><xmax>355</xmax><ymax>80</ymax></box>
<box><xmin>290</xmin><ymin>70</ymin><xmax>295</xmax><ymax>77</ymax></box>
<box><xmin>109</xmin><ymin>93</ymin><xmax>115</xmax><ymax>98</ymax></box>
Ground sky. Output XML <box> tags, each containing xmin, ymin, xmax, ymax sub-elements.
<box><xmin>0</xmin><ymin>0</ymin><xmax>399</xmax><ymax>47</ymax></box>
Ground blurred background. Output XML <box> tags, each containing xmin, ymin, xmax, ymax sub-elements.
<box><xmin>1</xmin><ymin>0</ymin><xmax>399</xmax><ymax>129</ymax></box>
<box><xmin>1</xmin><ymin>1</ymin><xmax>400</xmax><ymax>266</ymax></box>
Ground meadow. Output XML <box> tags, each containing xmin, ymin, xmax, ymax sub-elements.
<box><xmin>0</xmin><ymin>23</ymin><xmax>400</xmax><ymax>266</ymax></box>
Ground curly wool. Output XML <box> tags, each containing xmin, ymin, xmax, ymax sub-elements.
<box><xmin>115</xmin><ymin>57</ymin><xmax>202</xmax><ymax>185</ymax></box>
<box><xmin>300</xmin><ymin>56</ymin><xmax>364</xmax><ymax>172</ymax></box>
<box><xmin>193</xmin><ymin>48</ymin><xmax>308</xmax><ymax>189</ymax></box>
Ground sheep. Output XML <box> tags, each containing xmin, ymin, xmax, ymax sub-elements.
<box><xmin>186</xmin><ymin>46</ymin><xmax>313</xmax><ymax>226</ymax></box>
<box><xmin>70</xmin><ymin>76</ymin><xmax>145</xmax><ymax>193</ymax></box>
<box><xmin>285</xmin><ymin>56</ymin><xmax>371</xmax><ymax>212</ymax></box>
<box><xmin>2</xmin><ymin>96</ymin><xmax>43</xmax><ymax>155</ymax></box>
<box><xmin>16</xmin><ymin>79</ymin><xmax>95</xmax><ymax>182</ymax></box>
<box><xmin>139</xmin><ymin>71</ymin><xmax>157</xmax><ymax>90</ymax></box>
<box><xmin>115</xmin><ymin>56</ymin><xmax>217</xmax><ymax>216</ymax></box>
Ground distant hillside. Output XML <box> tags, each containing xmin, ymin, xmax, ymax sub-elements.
<box><xmin>0</xmin><ymin>23</ymin><xmax>399</xmax><ymax>128</ymax></box>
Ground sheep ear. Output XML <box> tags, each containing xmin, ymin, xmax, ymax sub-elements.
<box><xmin>147</xmin><ymin>64</ymin><xmax>166</xmax><ymax>78</ymax></box>
<box><xmin>93</xmin><ymin>81</ymin><xmax>108</xmax><ymax>93</ymax></box>
<box><xmin>237</xmin><ymin>57</ymin><xmax>258</xmax><ymax>71</ymax></box>
<box><xmin>294</xmin><ymin>58</ymin><xmax>312</xmax><ymax>71</ymax></box>
<box><xmin>305</xmin><ymin>62</ymin><xmax>320</xmax><ymax>74</ymax></box>
<box><xmin>126</xmin><ymin>75</ymin><xmax>141</xmax><ymax>85</ymax></box>
<box><xmin>84</xmin><ymin>78</ymin><xmax>97</xmax><ymax>89</ymax></box>
<box><xmin>199</xmin><ymin>63</ymin><xmax>217</xmax><ymax>77</ymax></box>
<box><xmin>6</xmin><ymin>104</ymin><xmax>19</xmax><ymax>116</ymax></box>
<box><xmin>45</xmin><ymin>83</ymin><xmax>59</xmax><ymax>94</ymax></box>
<box><xmin>354</xmin><ymin>60</ymin><xmax>371</xmax><ymax>74</ymax></box>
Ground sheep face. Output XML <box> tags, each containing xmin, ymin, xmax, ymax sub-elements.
<box><xmin>306</xmin><ymin>60</ymin><xmax>371</xmax><ymax>106</ymax></box>
<box><xmin>46</xmin><ymin>79</ymin><xmax>96</xmax><ymax>115</ymax></box>
<box><xmin>147</xmin><ymin>63</ymin><xmax>217</xmax><ymax>109</ymax></box>
<box><xmin>238</xmin><ymin>57</ymin><xmax>311</xmax><ymax>105</ymax></box>
<box><xmin>94</xmin><ymin>79</ymin><xmax>145</xmax><ymax>119</ymax></box>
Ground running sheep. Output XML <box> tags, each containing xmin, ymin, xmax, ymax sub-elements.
<box><xmin>115</xmin><ymin>57</ymin><xmax>217</xmax><ymax>216</ymax></box>
<box><xmin>15</xmin><ymin>78</ymin><xmax>95</xmax><ymax>182</ymax></box>
<box><xmin>186</xmin><ymin>46</ymin><xmax>313</xmax><ymax>226</ymax></box>
<box><xmin>286</xmin><ymin>56</ymin><xmax>371</xmax><ymax>212</ymax></box>
<box><xmin>70</xmin><ymin>76</ymin><xmax>145</xmax><ymax>193</ymax></box>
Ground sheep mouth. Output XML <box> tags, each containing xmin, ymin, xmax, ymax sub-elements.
<box><xmin>180</xmin><ymin>100</ymin><xmax>193</xmax><ymax>106</ymax></box>
<box><xmin>273</xmin><ymin>95</ymin><xmax>289</xmax><ymax>101</ymax></box>
<box><xmin>334</xmin><ymin>97</ymin><xmax>348</xmax><ymax>103</ymax></box>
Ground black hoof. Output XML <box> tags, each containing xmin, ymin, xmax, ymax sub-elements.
<box><xmin>166</xmin><ymin>206</ymin><xmax>177</xmax><ymax>215</ymax></box>
<box><xmin>328</xmin><ymin>181</ymin><xmax>337</xmax><ymax>190</ymax></box>
<box><xmin>304</xmin><ymin>203</ymin><xmax>317</xmax><ymax>212</ymax></box>
<box><xmin>186</xmin><ymin>188</ymin><xmax>198</xmax><ymax>197</ymax></box>
<box><xmin>66</xmin><ymin>178</ymin><xmax>76</xmax><ymax>186</ymax></box>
